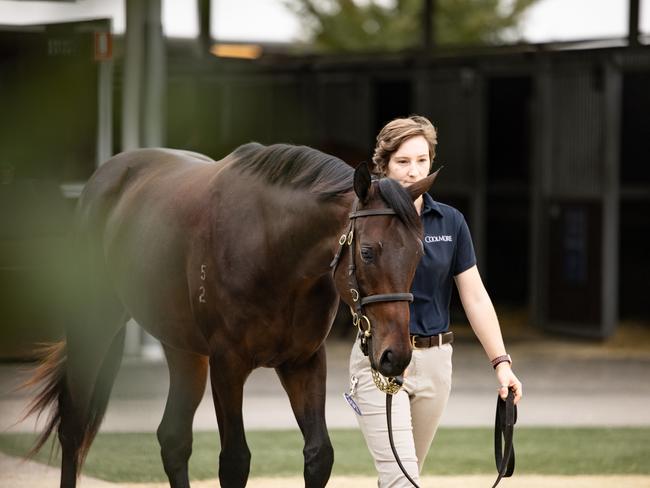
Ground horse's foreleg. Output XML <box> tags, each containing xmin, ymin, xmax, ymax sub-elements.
<box><xmin>276</xmin><ymin>345</ymin><xmax>333</xmax><ymax>488</ymax></box>
<box><xmin>157</xmin><ymin>346</ymin><xmax>208</xmax><ymax>488</ymax></box>
<box><xmin>209</xmin><ymin>352</ymin><xmax>252</xmax><ymax>488</ymax></box>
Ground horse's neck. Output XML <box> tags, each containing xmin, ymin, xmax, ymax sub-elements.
<box><xmin>280</xmin><ymin>191</ymin><xmax>355</xmax><ymax>274</ymax></box>
<box><xmin>323</xmin><ymin>191</ymin><xmax>356</xmax><ymax>239</ymax></box>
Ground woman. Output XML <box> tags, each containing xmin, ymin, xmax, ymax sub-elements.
<box><xmin>348</xmin><ymin>115</ymin><xmax>523</xmax><ymax>487</ymax></box>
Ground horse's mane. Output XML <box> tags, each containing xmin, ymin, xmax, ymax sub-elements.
<box><xmin>231</xmin><ymin>142</ymin><xmax>353</xmax><ymax>199</ymax></box>
<box><xmin>231</xmin><ymin>142</ymin><xmax>421</xmax><ymax>234</ymax></box>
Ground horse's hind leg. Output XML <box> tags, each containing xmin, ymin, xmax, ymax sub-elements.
<box><xmin>209</xmin><ymin>351</ymin><xmax>252</xmax><ymax>488</ymax></box>
<box><xmin>276</xmin><ymin>345</ymin><xmax>334</xmax><ymax>488</ymax></box>
<box><xmin>157</xmin><ymin>345</ymin><xmax>208</xmax><ymax>488</ymax></box>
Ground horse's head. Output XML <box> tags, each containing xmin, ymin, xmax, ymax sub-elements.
<box><xmin>335</xmin><ymin>162</ymin><xmax>438</xmax><ymax>378</ymax></box>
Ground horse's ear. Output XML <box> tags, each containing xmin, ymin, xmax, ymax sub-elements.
<box><xmin>407</xmin><ymin>166</ymin><xmax>442</xmax><ymax>201</ymax></box>
<box><xmin>354</xmin><ymin>162</ymin><xmax>372</xmax><ymax>202</ymax></box>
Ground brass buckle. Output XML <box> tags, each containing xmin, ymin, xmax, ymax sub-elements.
<box><xmin>410</xmin><ymin>335</ymin><xmax>421</xmax><ymax>350</ymax></box>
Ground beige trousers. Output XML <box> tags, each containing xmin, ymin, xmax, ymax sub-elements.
<box><xmin>348</xmin><ymin>338</ymin><xmax>453</xmax><ymax>488</ymax></box>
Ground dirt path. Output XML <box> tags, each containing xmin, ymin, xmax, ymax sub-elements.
<box><xmin>127</xmin><ymin>475</ymin><xmax>650</xmax><ymax>487</ymax></box>
<box><xmin>3</xmin><ymin>453</ymin><xmax>649</xmax><ymax>488</ymax></box>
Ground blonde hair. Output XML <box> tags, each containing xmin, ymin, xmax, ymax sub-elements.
<box><xmin>371</xmin><ymin>115</ymin><xmax>437</xmax><ymax>176</ymax></box>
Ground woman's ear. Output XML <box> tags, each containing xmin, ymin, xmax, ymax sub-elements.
<box><xmin>407</xmin><ymin>166</ymin><xmax>442</xmax><ymax>201</ymax></box>
<box><xmin>354</xmin><ymin>162</ymin><xmax>372</xmax><ymax>202</ymax></box>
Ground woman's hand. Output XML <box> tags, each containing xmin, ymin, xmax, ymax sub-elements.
<box><xmin>495</xmin><ymin>363</ymin><xmax>522</xmax><ymax>405</ymax></box>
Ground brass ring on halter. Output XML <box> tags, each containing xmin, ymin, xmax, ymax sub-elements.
<box><xmin>360</xmin><ymin>315</ymin><xmax>371</xmax><ymax>335</ymax></box>
<box><xmin>350</xmin><ymin>289</ymin><xmax>359</xmax><ymax>302</ymax></box>
<box><xmin>347</xmin><ymin>230</ymin><xmax>354</xmax><ymax>245</ymax></box>
<box><xmin>339</xmin><ymin>234</ymin><xmax>347</xmax><ymax>245</ymax></box>
<box><xmin>352</xmin><ymin>312</ymin><xmax>360</xmax><ymax>327</ymax></box>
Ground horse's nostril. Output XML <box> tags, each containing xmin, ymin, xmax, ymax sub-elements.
<box><xmin>380</xmin><ymin>349</ymin><xmax>394</xmax><ymax>370</ymax></box>
<box><xmin>378</xmin><ymin>348</ymin><xmax>410</xmax><ymax>377</ymax></box>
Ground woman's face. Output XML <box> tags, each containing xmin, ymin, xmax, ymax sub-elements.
<box><xmin>385</xmin><ymin>135</ymin><xmax>430</xmax><ymax>185</ymax></box>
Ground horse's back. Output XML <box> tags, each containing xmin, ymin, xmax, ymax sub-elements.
<box><xmin>79</xmin><ymin>148</ymin><xmax>214</xmax><ymax>213</ymax></box>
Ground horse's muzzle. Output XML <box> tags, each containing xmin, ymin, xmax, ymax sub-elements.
<box><xmin>377</xmin><ymin>347</ymin><xmax>412</xmax><ymax>378</ymax></box>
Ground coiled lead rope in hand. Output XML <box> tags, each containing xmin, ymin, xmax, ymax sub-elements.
<box><xmin>492</xmin><ymin>387</ymin><xmax>517</xmax><ymax>488</ymax></box>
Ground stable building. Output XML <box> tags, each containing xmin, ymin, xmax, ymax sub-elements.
<box><xmin>1</xmin><ymin>18</ymin><xmax>648</xmax><ymax>359</ymax></box>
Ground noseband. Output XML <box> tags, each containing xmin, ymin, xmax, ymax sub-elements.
<box><xmin>331</xmin><ymin>198</ymin><xmax>414</xmax><ymax>393</ymax></box>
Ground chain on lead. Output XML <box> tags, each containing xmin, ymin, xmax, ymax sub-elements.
<box><xmin>371</xmin><ymin>369</ymin><xmax>403</xmax><ymax>395</ymax></box>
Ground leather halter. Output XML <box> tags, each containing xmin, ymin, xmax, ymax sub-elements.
<box><xmin>330</xmin><ymin>198</ymin><xmax>414</xmax><ymax>356</ymax></box>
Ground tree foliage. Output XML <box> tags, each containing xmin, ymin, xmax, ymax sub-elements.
<box><xmin>283</xmin><ymin>0</ymin><xmax>540</xmax><ymax>53</ymax></box>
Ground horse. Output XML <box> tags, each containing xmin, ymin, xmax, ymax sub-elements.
<box><xmin>25</xmin><ymin>142</ymin><xmax>437</xmax><ymax>488</ymax></box>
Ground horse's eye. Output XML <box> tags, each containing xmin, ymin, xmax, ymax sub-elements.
<box><xmin>360</xmin><ymin>246</ymin><xmax>374</xmax><ymax>263</ymax></box>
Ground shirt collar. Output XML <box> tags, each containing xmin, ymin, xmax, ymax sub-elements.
<box><xmin>421</xmin><ymin>192</ymin><xmax>443</xmax><ymax>217</ymax></box>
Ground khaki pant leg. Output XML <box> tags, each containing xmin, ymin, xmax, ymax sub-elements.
<box><xmin>409</xmin><ymin>343</ymin><xmax>453</xmax><ymax>471</ymax></box>
<box><xmin>349</xmin><ymin>341</ymin><xmax>420</xmax><ymax>488</ymax></box>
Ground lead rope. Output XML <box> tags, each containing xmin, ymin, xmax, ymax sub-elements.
<box><xmin>386</xmin><ymin>380</ymin><xmax>420</xmax><ymax>488</ymax></box>
<box><xmin>385</xmin><ymin>381</ymin><xmax>516</xmax><ymax>488</ymax></box>
<box><xmin>492</xmin><ymin>388</ymin><xmax>517</xmax><ymax>488</ymax></box>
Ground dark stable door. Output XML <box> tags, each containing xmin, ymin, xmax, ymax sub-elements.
<box><xmin>546</xmin><ymin>200</ymin><xmax>603</xmax><ymax>330</ymax></box>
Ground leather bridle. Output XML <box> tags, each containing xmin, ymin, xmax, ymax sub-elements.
<box><xmin>330</xmin><ymin>197</ymin><xmax>414</xmax><ymax>370</ymax></box>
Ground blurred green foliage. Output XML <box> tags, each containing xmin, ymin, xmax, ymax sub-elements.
<box><xmin>283</xmin><ymin>0</ymin><xmax>540</xmax><ymax>52</ymax></box>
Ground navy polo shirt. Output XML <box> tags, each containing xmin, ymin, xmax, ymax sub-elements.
<box><xmin>409</xmin><ymin>193</ymin><xmax>477</xmax><ymax>336</ymax></box>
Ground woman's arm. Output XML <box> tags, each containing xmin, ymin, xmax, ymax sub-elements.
<box><xmin>454</xmin><ymin>265</ymin><xmax>523</xmax><ymax>404</ymax></box>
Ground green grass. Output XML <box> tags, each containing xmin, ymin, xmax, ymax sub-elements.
<box><xmin>1</xmin><ymin>428</ymin><xmax>649</xmax><ymax>482</ymax></box>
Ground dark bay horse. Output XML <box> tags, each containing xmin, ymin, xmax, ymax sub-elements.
<box><xmin>26</xmin><ymin>143</ymin><xmax>437</xmax><ymax>488</ymax></box>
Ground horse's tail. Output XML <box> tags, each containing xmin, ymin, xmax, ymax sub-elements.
<box><xmin>21</xmin><ymin>156</ymin><xmax>131</xmax><ymax>479</ymax></box>
<box><xmin>22</xmin><ymin>341</ymin><xmax>67</xmax><ymax>456</ymax></box>
<box><xmin>23</xmin><ymin>325</ymin><xmax>126</xmax><ymax>472</ymax></box>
